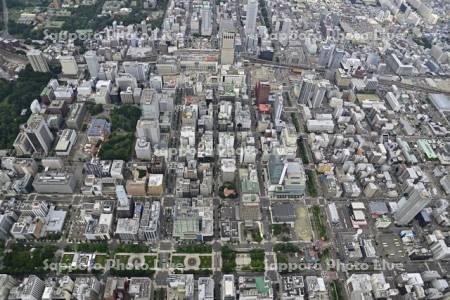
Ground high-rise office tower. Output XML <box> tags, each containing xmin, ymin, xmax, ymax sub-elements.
<box><xmin>141</xmin><ymin>20</ymin><xmax>148</xmax><ymax>34</ymax></box>
<box><xmin>245</xmin><ymin>0</ymin><xmax>258</xmax><ymax>35</ymax></box>
<box><xmin>84</xmin><ymin>51</ymin><xmax>100</xmax><ymax>78</ymax></box>
<box><xmin>273</xmin><ymin>93</ymin><xmax>283</xmax><ymax>123</ymax></box>
<box><xmin>18</xmin><ymin>275</ymin><xmax>45</xmax><ymax>300</ymax></box>
<box><xmin>330</xmin><ymin>48</ymin><xmax>345</xmax><ymax>69</ymax></box>
<box><xmin>255</xmin><ymin>81</ymin><xmax>270</xmax><ymax>104</ymax></box>
<box><xmin>123</xmin><ymin>61</ymin><xmax>149</xmax><ymax>82</ymax></box>
<box><xmin>201</xmin><ymin>2</ymin><xmax>212</xmax><ymax>36</ymax></box>
<box><xmin>268</xmin><ymin>152</ymin><xmax>286</xmax><ymax>185</ymax></box>
<box><xmin>140</xmin><ymin>89</ymin><xmax>159</xmax><ymax>120</ymax></box>
<box><xmin>298</xmin><ymin>78</ymin><xmax>315</xmax><ymax>105</ymax></box>
<box><xmin>116</xmin><ymin>73</ymin><xmax>138</xmax><ymax>90</ymax></box>
<box><xmin>394</xmin><ymin>182</ymin><xmax>432</xmax><ymax>225</ymax></box>
<box><xmin>0</xmin><ymin>274</ymin><xmax>18</xmax><ymax>297</ymax></box>
<box><xmin>281</xmin><ymin>18</ymin><xmax>291</xmax><ymax>34</ymax></box>
<box><xmin>136</xmin><ymin>119</ymin><xmax>161</xmax><ymax>145</ymax></box>
<box><xmin>0</xmin><ymin>213</ymin><xmax>17</xmax><ymax>240</ymax></box>
<box><xmin>24</xmin><ymin>114</ymin><xmax>54</xmax><ymax>155</ymax></box>
<box><xmin>220</xmin><ymin>21</ymin><xmax>236</xmax><ymax>65</ymax></box>
<box><xmin>27</xmin><ymin>50</ymin><xmax>50</xmax><ymax>73</ymax></box>
<box><xmin>318</xmin><ymin>44</ymin><xmax>335</xmax><ymax>67</ymax></box>
<box><xmin>311</xmin><ymin>82</ymin><xmax>327</xmax><ymax>108</ymax></box>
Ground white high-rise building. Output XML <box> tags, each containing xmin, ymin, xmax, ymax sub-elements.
<box><xmin>311</xmin><ymin>82</ymin><xmax>327</xmax><ymax>108</ymax></box>
<box><xmin>0</xmin><ymin>213</ymin><xmax>16</xmax><ymax>241</ymax></box>
<box><xmin>245</xmin><ymin>0</ymin><xmax>258</xmax><ymax>35</ymax></box>
<box><xmin>136</xmin><ymin>119</ymin><xmax>160</xmax><ymax>144</ymax></box>
<box><xmin>135</xmin><ymin>137</ymin><xmax>152</xmax><ymax>160</ymax></box>
<box><xmin>273</xmin><ymin>93</ymin><xmax>283</xmax><ymax>123</ymax></box>
<box><xmin>59</xmin><ymin>55</ymin><xmax>79</xmax><ymax>76</ymax></box>
<box><xmin>120</xmin><ymin>87</ymin><xmax>134</xmax><ymax>104</ymax></box>
<box><xmin>201</xmin><ymin>3</ymin><xmax>212</xmax><ymax>36</ymax></box>
<box><xmin>318</xmin><ymin>44</ymin><xmax>335</xmax><ymax>67</ymax></box>
<box><xmin>141</xmin><ymin>20</ymin><xmax>148</xmax><ymax>34</ymax></box>
<box><xmin>84</xmin><ymin>51</ymin><xmax>100</xmax><ymax>78</ymax></box>
<box><xmin>141</xmin><ymin>90</ymin><xmax>159</xmax><ymax>120</ymax></box>
<box><xmin>27</xmin><ymin>50</ymin><xmax>49</xmax><ymax>73</ymax></box>
<box><xmin>431</xmin><ymin>240</ymin><xmax>450</xmax><ymax>260</ymax></box>
<box><xmin>281</xmin><ymin>18</ymin><xmax>291</xmax><ymax>34</ymax></box>
<box><xmin>123</xmin><ymin>61</ymin><xmax>149</xmax><ymax>82</ymax></box>
<box><xmin>394</xmin><ymin>182</ymin><xmax>432</xmax><ymax>225</ymax></box>
<box><xmin>0</xmin><ymin>274</ymin><xmax>17</xmax><ymax>299</ymax></box>
<box><xmin>16</xmin><ymin>275</ymin><xmax>45</xmax><ymax>300</ymax></box>
<box><xmin>116</xmin><ymin>73</ymin><xmax>138</xmax><ymax>90</ymax></box>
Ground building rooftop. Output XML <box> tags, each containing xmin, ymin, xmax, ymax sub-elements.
<box><xmin>87</xmin><ymin>118</ymin><xmax>111</xmax><ymax>137</ymax></box>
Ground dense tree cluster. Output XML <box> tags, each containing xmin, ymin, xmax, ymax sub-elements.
<box><xmin>0</xmin><ymin>244</ymin><xmax>58</xmax><ymax>275</ymax></box>
<box><xmin>0</xmin><ymin>65</ymin><xmax>52</xmax><ymax>149</ymax></box>
<box><xmin>99</xmin><ymin>104</ymin><xmax>141</xmax><ymax>161</ymax></box>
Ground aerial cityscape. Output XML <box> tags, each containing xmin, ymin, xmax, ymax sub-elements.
<box><xmin>0</xmin><ymin>0</ymin><xmax>449</xmax><ymax>298</ymax></box>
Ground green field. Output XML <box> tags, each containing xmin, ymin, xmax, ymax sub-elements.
<box><xmin>199</xmin><ymin>256</ymin><xmax>212</xmax><ymax>269</ymax></box>
<box><xmin>171</xmin><ymin>255</ymin><xmax>186</xmax><ymax>268</ymax></box>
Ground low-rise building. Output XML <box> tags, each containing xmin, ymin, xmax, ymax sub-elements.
<box><xmin>270</xmin><ymin>202</ymin><xmax>296</xmax><ymax>226</ymax></box>
<box><xmin>73</xmin><ymin>277</ymin><xmax>101</xmax><ymax>300</ymax></box>
<box><xmin>266</xmin><ymin>154</ymin><xmax>306</xmax><ymax>199</ymax></box>
<box><xmin>55</xmin><ymin>129</ymin><xmax>77</xmax><ymax>156</ymax></box>
<box><xmin>10</xmin><ymin>215</ymin><xmax>44</xmax><ymax>240</ymax></box>
<box><xmin>172</xmin><ymin>197</ymin><xmax>213</xmax><ymax>241</ymax></box>
<box><xmin>84</xmin><ymin>213</ymin><xmax>113</xmax><ymax>240</ymax></box>
<box><xmin>167</xmin><ymin>274</ymin><xmax>194</xmax><ymax>300</ymax></box>
<box><xmin>147</xmin><ymin>174</ymin><xmax>164</xmax><ymax>196</ymax></box>
<box><xmin>66</xmin><ymin>103</ymin><xmax>87</xmax><ymax>130</ymax></box>
<box><xmin>87</xmin><ymin>118</ymin><xmax>111</xmax><ymax>143</ymax></box>
<box><xmin>138</xmin><ymin>201</ymin><xmax>160</xmax><ymax>242</ymax></box>
<box><xmin>238</xmin><ymin>276</ymin><xmax>273</xmax><ymax>300</ymax></box>
<box><xmin>198</xmin><ymin>277</ymin><xmax>214</xmax><ymax>300</ymax></box>
<box><xmin>222</xmin><ymin>274</ymin><xmax>236</xmax><ymax>300</ymax></box>
<box><xmin>32</xmin><ymin>171</ymin><xmax>76</xmax><ymax>194</ymax></box>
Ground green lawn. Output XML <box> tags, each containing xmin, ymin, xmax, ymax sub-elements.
<box><xmin>176</xmin><ymin>244</ymin><xmax>212</xmax><ymax>254</ymax></box>
<box><xmin>311</xmin><ymin>206</ymin><xmax>328</xmax><ymax>240</ymax></box>
<box><xmin>277</xmin><ymin>253</ymin><xmax>288</xmax><ymax>264</ymax></box>
<box><xmin>221</xmin><ymin>246</ymin><xmax>236</xmax><ymax>273</ymax></box>
<box><xmin>331</xmin><ymin>280</ymin><xmax>345</xmax><ymax>300</ymax></box>
<box><xmin>199</xmin><ymin>256</ymin><xmax>212</xmax><ymax>269</ymax></box>
<box><xmin>306</xmin><ymin>170</ymin><xmax>319</xmax><ymax>197</ymax></box>
<box><xmin>144</xmin><ymin>255</ymin><xmax>157</xmax><ymax>269</ymax></box>
<box><xmin>291</xmin><ymin>113</ymin><xmax>300</xmax><ymax>132</ymax></box>
<box><xmin>115</xmin><ymin>255</ymin><xmax>130</xmax><ymax>266</ymax></box>
<box><xmin>94</xmin><ymin>255</ymin><xmax>108</xmax><ymax>267</ymax></box>
<box><xmin>114</xmin><ymin>244</ymin><xmax>149</xmax><ymax>254</ymax></box>
<box><xmin>297</xmin><ymin>138</ymin><xmax>310</xmax><ymax>164</ymax></box>
<box><xmin>61</xmin><ymin>253</ymin><xmax>74</xmax><ymax>264</ymax></box>
<box><xmin>249</xmin><ymin>249</ymin><xmax>265</xmax><ymax>272</ymax></box>
<box><xmin>171</xmin><ymin>256</ymin><xmax>186</xmax><ymax>268</ymax></box>
<box><xmin>274</xmin><ymin>243</ymin><xmax>299</xmax><ymax>253</ymax></box>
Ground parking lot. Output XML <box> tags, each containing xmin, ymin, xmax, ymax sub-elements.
<box><xmin>378</xmin><ymin>234</ymin><xmax>407</xmax><ymax>262</ymax></box>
